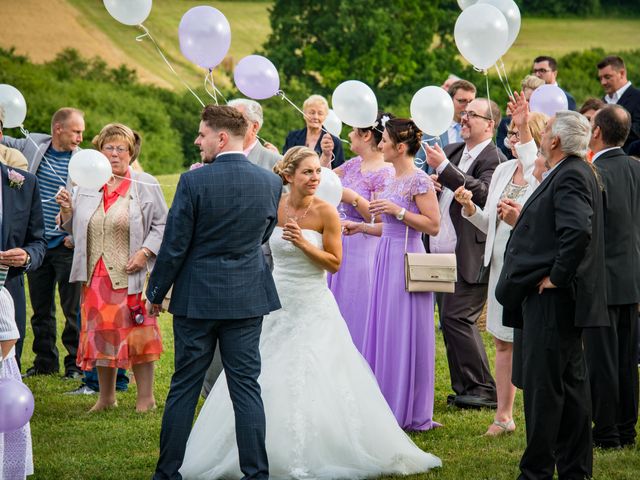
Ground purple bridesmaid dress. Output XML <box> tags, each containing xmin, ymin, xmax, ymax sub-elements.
<box><xmin>328</xmin><ymin>157</ymin><xmax>393</xmax><ymax>352</ymax></box>
<box><xmin>362</xmin><ymin>169</ymin><xmax>438</xmax><ymax>431</ymax></box>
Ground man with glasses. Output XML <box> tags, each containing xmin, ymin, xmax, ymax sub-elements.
<box><xmin>532</xmin><ymin>55</ymin><xmax>577</xmax><ymax>111</ymax></box>
<box><xmin>1</xmin><ymin>108</ymin><xmax>84</xmax><ymax>377</ymax></box>
<box><xmin>424</xmin><ymin>98</ymin><xmax>506</xmax><ymax>410</ymax></box>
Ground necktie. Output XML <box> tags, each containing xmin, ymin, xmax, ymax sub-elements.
<box><xmin>454</xmin><ymin>123</ymin><xmax>462</xmax><ymax>143</ymax></box>
<box><xmin>459</xmin><ymin>152</ymin><xmax>472</xmax><ymax>173</ymax></box>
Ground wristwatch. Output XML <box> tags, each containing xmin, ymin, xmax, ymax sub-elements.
<box><xmin>395</xmin><ymin>208</ymin><xmax>406</xmax><ymax>221</ymax></box>
<box><xmin>24</xmin><ymin>253</ymin><xmax>31</xmax><ymax>267</ymax></box>
<box><xmin>351</xmin><ymin>196</ymin><xmax>360</xmax><ymax>207</ymax></box>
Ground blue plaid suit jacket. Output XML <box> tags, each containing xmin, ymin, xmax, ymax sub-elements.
<box><xmin>146</xmin><ymin>153</ymin><xmax>283</xmax><ymax>320</ymax></box>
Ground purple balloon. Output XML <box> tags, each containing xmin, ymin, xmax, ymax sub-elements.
<box><xmin>233</xmin><ymin>55</ymin><xmax>280</xmax><ymax>100</ymax></box>
<box><xmin>529</xmin><ymin>84</ymin><xmax>568</xmax><ymax>118</ymax></box>
<box><xmin>179</xmin><ymin>6</ymin><xmax>231</xmax><ymax>69</ymax></box>
<box><xmin>0</xmin><ymin>378</ymin><xmax>34</xmax><ymax>433</ymax></box>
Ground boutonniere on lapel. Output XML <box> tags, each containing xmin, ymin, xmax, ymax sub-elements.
<box><xmin>8</xmin><ymin>169</ymin><xmax>25</xmax><ymax>189</ymax></box>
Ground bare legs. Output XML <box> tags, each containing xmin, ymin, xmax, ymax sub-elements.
<box><xmin>89</xmin><ymin>362</ymin><xmax>156</xmax><ymax>413</ymax></box>
<box><xmin>485</xmin><ymin>337</ymin><xmax>517</xmax><ymax>436</ymax></box>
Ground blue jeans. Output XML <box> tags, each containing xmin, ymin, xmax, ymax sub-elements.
<box><xmin>76</xmin><ymin>311</ymin><xmax>129</xmax><ymax>391</ymax></box>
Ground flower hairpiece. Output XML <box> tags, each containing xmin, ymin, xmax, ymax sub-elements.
<box><xmin>8</xmin><ymin>169</ymin><xmax>25</xmax><ymax>189</ymax></box>
<box><xmin>380</xmin><ymin>115</ymin><xmax>390</xmax><ymax>128</ymax></box>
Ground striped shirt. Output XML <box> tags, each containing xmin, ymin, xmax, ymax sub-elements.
<box><xmin>36</xmin><ymin>147</ymin><xmax>70</xmax><ymax>248</ymax></box>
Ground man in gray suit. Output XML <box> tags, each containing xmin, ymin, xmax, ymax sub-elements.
<box><xmin>228</xmin><ymin>98</ymin><xmax>282</xmax><ymax>171</ymax></box>
<box><xmin>425</xmin><ymin>98</ymin><xmax>504</xmax><ymax>409</ymax></box>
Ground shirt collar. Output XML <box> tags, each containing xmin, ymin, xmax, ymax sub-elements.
<box><xmin>463</xmin><ymin>138</ymin><xmax>492</xmax><ymax>161</ymax></box>
<box><xmin>105</xmin><ymin>168</ymin><xmax>131</xmax><ymax>197</ymax></box>
<box><xmin>592</xmin><ymin>146</ymin><xmax>620</xmax><ymax>163</ymax></box>
<box><xmin>605</xmin><ymin>81</ymin><xmax>632</xmax><ymax>104</ymax></box>
<box><xmin>541</xmin><ymin>157</ymin><xmax>567</xmax><ymax>180</ymax></box>
<box><xmin>243</xmin><ymin>140</ymin><xmax>259</xmax><ymax>157</ymax></box>
<box><xmin>216</xmin><ymin>151</ymin><xmax>244</xmax><ymax>159</ymax></box>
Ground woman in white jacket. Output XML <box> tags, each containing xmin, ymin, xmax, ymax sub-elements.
<box><xmin>454</xmin><ymin>93</ymin><xmax>547</xmax><ymax>436</ymax></box>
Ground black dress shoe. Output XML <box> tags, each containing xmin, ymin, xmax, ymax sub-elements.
<box><xmin>447</xmin><ymin>394</ymin><xmax>457</xmax><ymax>406</ymax></box>
<box><xmin>21</xmin><ymin>366</ymin><xmax>57</xmax><ymax>378</ymax></box>
<box><xmin>453</xmin><ymin>395</ymin><xmax>497</xmax><ymax>409</ymax></box>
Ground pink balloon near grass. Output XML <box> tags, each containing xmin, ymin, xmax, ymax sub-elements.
<box><xmin>234</xmin><ymin>55</ymin><xmax>280</xmax><ymax>100</ymax></box>
<box><xmin>179</xmin><ymin>6</ymin><xmax>231</xmax><ymax>69</ymax></box>
<box><xmin>0</xmin><ymin>378</ymin><xmax>34</xmax><ymax>433</ymax></box>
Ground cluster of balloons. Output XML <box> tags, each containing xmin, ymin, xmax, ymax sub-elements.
<box><xmin>454</xmin><ymin>0</ymin><xmax>521</xmax><ymax>71</ymax></box>
<box><xmin>0</xmin><ymin>378</ymin><xmax>34</xmax><ymax>434</ymax></box>
<box><xmin>0</xmin><ymin>84</ymin><xmax>27</xmax><ymax>128</ymax></box>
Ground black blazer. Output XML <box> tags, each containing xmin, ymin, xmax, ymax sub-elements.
<box><xmin>146</xmin><ymin>153</ymin><xmax>282</xmax><ymax>320</ymax></box>
<box><xmin>431</xmin><ymin>141</ymin><xmax>504</xmax><ymax>284</ymax></box>
<box><xmin>496</xmin><ymin>156</ymin><xmax>608</xmax><ymax>328</ymax></box>
<box><xmin>283</xmin><ymin>127</ymin><xmax>345</xmax><ymax>168</ymax></box>
<box><xmin>593</xmin><ymin>147</ymin><xmax>640</xmax><ymax>305</ymax></box>
<box><xmin>1</xmin><ymin>163</ymin><xmax>46</xmax><ymax>277</ymax></box>
<box><xmin>607</xmin><ymin>85</ymin><xmax>640</xmax><ymax>152</ymax></box>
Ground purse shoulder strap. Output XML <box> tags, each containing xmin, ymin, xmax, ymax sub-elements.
<box><xmin>404</xmin><ymin>225</ymin><xmax>409</xmax><ymax>253</ymax></box>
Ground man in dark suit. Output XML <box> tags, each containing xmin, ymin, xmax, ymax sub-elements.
<box><xmin>146</xmin><ymin>105</ymin><xmax>282</xmax><ymax>480</ymax></box>
<box><xmin>0</xmin><ymin>163</ymin><xmax>46</xmax><ymax>367</ymax></box>
<box><xmin>598</xmin><ymin>55</ymin><xmax>640</xmax><ymax>153</ymax></box>
<box><xmin>532</xmin><ymin>55</ymin><xmax>577</xmax><ymax>111</ymax></box>
<box><xmin>583</xmin><ymin>104</ymin><xmax>640</xmax><ymax>449</ymax></box>
<box><xmin>425</xmin><ymin>98</ymin><xmax>505</xmax><ymax>409</ymax></box>
<box><xmin>496</xmin><ymin>111</ymin><xmax>607</xmax><ymax>479</ymax></box>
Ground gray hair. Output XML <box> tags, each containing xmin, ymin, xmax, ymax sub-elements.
<box><xmin>551</xmin><ymin>111</ymin><xmax>591</xmax><ymax>158</ymax></box>
<box><xmin>228</xmin><ymin>98</ymin><xmax>264</xmax><ymax>129</ymax></box>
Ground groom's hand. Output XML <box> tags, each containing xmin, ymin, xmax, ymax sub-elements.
<box><xmin>146</xmin><ymin>300</ymin><xmax>162</xmax><ymax>317</ymax></box>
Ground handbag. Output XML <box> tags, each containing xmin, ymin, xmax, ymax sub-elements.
<box><xmin>404</xmin><ymin>226</ymin><xmax>457</xmax><ymax>293</ymax></box>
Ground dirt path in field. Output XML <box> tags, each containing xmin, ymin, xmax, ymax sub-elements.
<box><xmin>0</xmin><ymin>0</ymin><xmax>171</xmax><ymax>88</ymax></box>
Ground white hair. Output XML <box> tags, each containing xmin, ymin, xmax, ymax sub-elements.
<box><xmin>228</xmin><ymin>98</ymin><xmax>264</xmax><ymax>129</ymax></box>
<box><xmin>302</xmin><ymin>94</ymin><xmax>329</xmax><ymax>112</ymax></box>
<box><xmin>551</xmin><ymin>110</ymin><xmax>591</xmax><ymax>158</ymax></box>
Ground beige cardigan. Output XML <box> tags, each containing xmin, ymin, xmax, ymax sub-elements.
<box><xmin>0</xmin><ymin>144</ymin><xmax>28</xmax><ymax>170</ymax></box>
<box><xmin>64</xmin><ymin>170</ymin><xmax>168</xmax><ymax>294</ymax></box>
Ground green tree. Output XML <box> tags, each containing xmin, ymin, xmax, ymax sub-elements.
<box><xmin>262</xmin><ymin>0</ymin><xmax>461</xmax><ymax>105</ymax></box>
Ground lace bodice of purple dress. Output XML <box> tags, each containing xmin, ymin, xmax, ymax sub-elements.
<box><xmin>381</xmin><ymin>169</ymin><xmax>434</xmax><ymax>227</ymax></box>
<box><xmin>336</xmin><ymin>156</ymin><xmax>393</xmax><ymax>221</ymax></box>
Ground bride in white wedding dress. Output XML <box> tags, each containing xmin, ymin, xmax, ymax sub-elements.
<box><xmin>179</xmin><ymin>147</ymin><xmax>441</xmax><ymax>479</ymax></box>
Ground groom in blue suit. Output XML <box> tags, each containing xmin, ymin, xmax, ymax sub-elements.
<box><xmin>147</xmin><ymin>105</ymin><xmax>282</xmax><ymax>480</ymax></box>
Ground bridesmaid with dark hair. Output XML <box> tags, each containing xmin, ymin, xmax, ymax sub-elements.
<box><xmin>358</xmin><ymin>118</ymin><xmax>441</xmax><ymax>431</ymax></box>
<box><xmin>329</xmin><ymin>112</ymin><xmax>394</xmax><ymax>352</ymax></box>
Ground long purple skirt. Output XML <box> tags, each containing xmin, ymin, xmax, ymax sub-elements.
<box><xmin>328</xmin><ymin>230</ymin><xmax>381</xmax><ymax>353</ymax></box>
<box><xmin>362</xmin><ymin>223</ymin><xmax>437</xmax><ymax>431</ymax></box>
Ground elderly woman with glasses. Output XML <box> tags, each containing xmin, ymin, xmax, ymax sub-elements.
<box><xmin>282</xmin><ymin>94</ymin><xmax>345</xmax><ymax>168</ymax></box>
<box><xmin>56</xmin><ymin>123</ymin><xmax>167</xmax><ymax>412</ymax></box>
<box><xmin>453</xmin><ymin>92</ymin><xmax>548</xmax><ymax>436</ymax></box>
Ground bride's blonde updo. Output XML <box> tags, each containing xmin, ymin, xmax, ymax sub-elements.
<box><xmin>273</xmin><ymin>146</ymin><xmax>318</xmax><ymax>185</ymax></box>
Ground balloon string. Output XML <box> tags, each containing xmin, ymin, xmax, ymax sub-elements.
<box><xmin>276</xmin><ymin>91</ymin><xmax>350</xmax><ymax>145</ymax></box>
<box><xmin>136</xmin><ymin>24</ymin><xmax>205</xmax><ymax>108</ymax></box>
<box><xmin>494</xmin><ymin>59</ymin><xmax>514</xmax><ymax>98</ymax></box>
<box><xmin>19</xmin><ymin>126</ymin><xmax>68</xmax><ymax>185</ymax></box>
<box><xmin>484</xmin><ymin>74</ymin><xmax>504</xmax><ymax>165</ymax></box>
<box><xmin>203</xmin><ymin>69</ymin><xmax>227</xmax><ymax>105</ymax></box>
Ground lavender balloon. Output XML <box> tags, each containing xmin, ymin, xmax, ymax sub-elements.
<box><xmin>234</xmin><ymin>55</ymin><xmax>280</xmax><ymax>100</ymax></box>
<box><xmin>179</xmin><ymin>6</ymin><xmax>231</xmax><ymax>69</ymax></box>
<box><xmin>0</xmin><ymin>378</ymin><xmax>34</xmax><ymax>433</ymax></box>
<box><xmin>529</xmin><ymin>84</ymin><xmax>568</xmax><ymax>118</ymax></box>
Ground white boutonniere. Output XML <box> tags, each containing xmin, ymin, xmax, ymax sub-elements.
<box><xmin>8</xmin><ymin>169</ymin><xmax>25</xmax><ymax>189</ymax></box>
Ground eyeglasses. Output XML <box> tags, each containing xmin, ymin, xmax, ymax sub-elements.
<box><xmin>460</xmin><ymin>111</ymin><xmax>492</xmax><ymax>121</ymax></box>
<box><xmin>507</xmin><ymin>130</ymin><xmax>520</xmax><ymax>139</ymax></box>
<box><xmin>103</xmin><ymin>145</ymin><xmax>129</xmax><ymax>154</ymax></box>
<box><xmin>532</xmin><ymin>68</ymin><xmax>551</xmax><ymax>75</ymax></box>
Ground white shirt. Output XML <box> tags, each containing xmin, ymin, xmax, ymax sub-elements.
<box><xmin>216</xmin><ymin>150</ymin><xmax>245</xmax><ymax>159</ymax></box>
<box><xmin>605</xmin><ymin>81</ymin><xmax>632</xmax><ymax>104</ymax></box>
<box><xmin>447</xmin><ymin>122</ymin><xmax>462</xmax><ymax>145</ymax></box>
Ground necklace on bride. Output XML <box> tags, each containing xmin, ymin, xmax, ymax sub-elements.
<box><xmin>285</xmin><ymin>195</ymin><xmax>314</xmax><ymax>222</ymax></box>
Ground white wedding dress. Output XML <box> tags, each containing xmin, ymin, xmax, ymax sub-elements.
<box><xmin>179</xmin><ymin>227</ymin><xmax>441</xmax><ymax>479</ymax></box>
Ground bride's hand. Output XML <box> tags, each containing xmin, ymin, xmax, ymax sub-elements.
<box><xmin>282</xmin><ymin>220</ymin><xmax>306</xmax><ymax>248</ymax></box>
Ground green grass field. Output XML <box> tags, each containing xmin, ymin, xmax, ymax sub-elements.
<box><xmin>16</xmin><ymin>173</ymin><xmax>640</xmax><ymax>479</ymax></box>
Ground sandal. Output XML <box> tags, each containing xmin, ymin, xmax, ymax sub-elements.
<box><xmin>484</xmin><ymin>418</ymin><xmax>515</xmax><ymax>436</ymax></box>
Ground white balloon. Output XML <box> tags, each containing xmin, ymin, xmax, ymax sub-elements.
<box><xmin>68</xmin><ymin>150</ymin><xmax>112</xmax><ymax>190</ymax></box>
<box><xmin>478</xmin><ymin>0</ymin><xmax>521</xmax><ymax>50</ymax></box>
<box><xmin>315</xmin><ymin>167</ymin><xmax>342</xmax><ymax>207</ymax></box>
<box><xmin>331</xmin><ymin>80</ymin><xmax>378</xmax><ymax>128</ymax></box>
<box><xmin>0</xmin><ymin>84</ymin><xmax>27</xmax><ymax>128</ymax></box>
<box><xmin>103</xmin><ymin>0</ymin><xmax>152</xmax><ymax>26</ymax></box>
<box><xmin>454</xmin><ymin>4</ymin><xmax>509</xmax><ymax>70</ymax></box>
<box><xmin>457</xmin><ymin>0</ymin><xmax>478</xmax><ymax>9</ymax></box>
<box><xmin>410</xmin><ymin>86</ymin><xmax>455</xmax><ymax>137</ymax></box>
<box><xmin>323</xmin><ymin>109</ymin><xmax>342</xmax><ymax>138</ymax></box>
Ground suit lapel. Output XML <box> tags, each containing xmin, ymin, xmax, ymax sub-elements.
<box><xmin>1</xmin><ymin>164</ymin><xmax>15</xmax><ymax>248</ymax></box>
